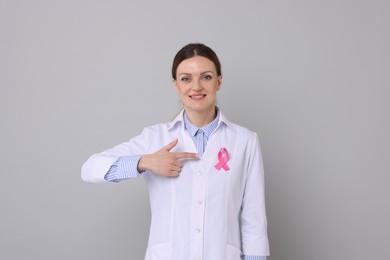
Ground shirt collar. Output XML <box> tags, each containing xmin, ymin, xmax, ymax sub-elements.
<box><xmin>184</xmin><ymin>110</ymin><xmax>220</xmax><ymax>138</ymax></box>
<box><xmin>168</xmin><ymin>107</ymin><xmax>235</xmax><ymax>133</ymax></box>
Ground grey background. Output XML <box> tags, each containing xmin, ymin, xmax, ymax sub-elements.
<box><xmin>1</xmin><ymin>0</ymin><xmax>389</xmax><ymax>259</ymax></box>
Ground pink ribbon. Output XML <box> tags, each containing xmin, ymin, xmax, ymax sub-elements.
<box><xmin>214</xmin><ymin>148</ymin><xmax>230</xmax><ymax>171</ymax></box>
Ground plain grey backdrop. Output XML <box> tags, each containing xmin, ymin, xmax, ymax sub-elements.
<box><xmin>1</xmin><ymin>0</ymin><xmax>389</xmax><ymax>259</ymax></box>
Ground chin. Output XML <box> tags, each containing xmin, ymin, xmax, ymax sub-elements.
<box><xmin>185</xmin><ymin>104</ymin><xmax>215</xmax><ymax>113</ymax></box>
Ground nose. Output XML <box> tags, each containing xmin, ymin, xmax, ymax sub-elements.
<box><xmin>191</xmin><ymin>79</ymin><xmax>203</xmax><ymax>91</ymax></box>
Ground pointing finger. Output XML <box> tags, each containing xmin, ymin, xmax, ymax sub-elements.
<box><xmin>175</xmin><ymin>152</ymin><xmax>200</xmax><ymax>159</ymax></box>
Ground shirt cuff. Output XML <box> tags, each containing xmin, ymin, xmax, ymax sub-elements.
<box><xmin>243</xmin><ymin>255</ymin><xmax>267</xmax><ymax>260</ymax></box>
<box><xmin>104</xmin><ymin>155</ymin><xmax>142</xmax><ymax>182</ymax></box>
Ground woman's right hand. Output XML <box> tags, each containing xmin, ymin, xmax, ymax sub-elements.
<box><xmin>137</xmin><ymin>139</ymin><xmax>199</xmax><ymax>177</ymax></box>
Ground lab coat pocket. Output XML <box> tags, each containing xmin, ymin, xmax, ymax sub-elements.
<box><xmin>226</xmin><ymin>244</ymin><xmax>242</xmax><ymax>260</ymax></box>
<box><xmin>144</xmin><ymin>242</ymin><xmax>170</xmax><ymax>260</ymax></box>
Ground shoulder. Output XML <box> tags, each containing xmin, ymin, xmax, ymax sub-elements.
<box><xmin>140</xmin><ymin>110</ymin><xmax>184</xmax><ymax>135</ymax></box>
<box><xmin>228</xmin><ymin>123</ymin><xmax>260</xmax><ymax>150</ymax></box>
<box><xmin>219</xmin><ymin>111</ymin><xmax>258</xmax><ymax>140</ymax></box>
<box><xmin>230</xmin><ymin>122</ymin><xmax>257</xmax><ymax>136</ymax></box>
<box><xmin>140</xmin><ymin>121</ymin><xmax>172</xmax><ymax>136</ymax></box>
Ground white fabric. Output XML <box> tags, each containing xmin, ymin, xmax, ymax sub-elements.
<box><xmin>81</xmin><ymin>110</ymin><xmax>270</xmax><ymax>259</ymax></box>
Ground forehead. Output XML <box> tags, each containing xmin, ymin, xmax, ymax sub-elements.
<box><xmin>177</xmin><ymin>56</ymin><xmax>216</xmax><ymax>74</ymax></box>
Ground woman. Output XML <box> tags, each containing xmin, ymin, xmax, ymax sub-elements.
<box><xmin>81</xmin><ymin>43</ymin><xmax>270</xmax><ymax>260</ymax></box>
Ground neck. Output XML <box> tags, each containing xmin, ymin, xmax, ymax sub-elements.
<box><xmin>185</xmin><ymin>107</ymin><xmax>217</xmax><ymax>128</ymax></box>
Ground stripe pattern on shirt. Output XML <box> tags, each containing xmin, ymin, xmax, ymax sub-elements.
<box><xmin>183</xmin><ymin>111</ymin><xmax>219</xmax><ymax>156</ymax></box>
<box><xmin>105</xmin><ymin>155</ymin><xmax>142</xmax><ymax>182</ymax></box>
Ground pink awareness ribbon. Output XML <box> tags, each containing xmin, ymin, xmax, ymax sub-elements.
<box><xmin>214</xmin><ymin>148</ymin><xmax>230</xmax><ymax>171</ymax></box>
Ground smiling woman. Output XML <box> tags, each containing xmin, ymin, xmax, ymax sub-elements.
<box><xmin>172</xmin><ymin>44</ymin><xmax>223</xmax><ymax>127</ymax></box>
<box><xmin>81</xmin><ymin>43</ymin><xmax>270</xmax><ymax>260</ymax></box>
<box><xmin>174</xmin><ymin>56</ymin><xmax>222</xmax><ymax>127</ymax></box>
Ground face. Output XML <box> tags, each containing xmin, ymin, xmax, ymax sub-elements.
<box><xmin>173</xmin><ymin>56</ymin><xmax>222</xmax><ymax>115</ymax></box>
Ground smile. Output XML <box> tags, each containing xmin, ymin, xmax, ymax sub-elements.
<box><xmin>189</xmin><ymin>94</ymin><xmax>206</xmax><ymax>100</ymax></box>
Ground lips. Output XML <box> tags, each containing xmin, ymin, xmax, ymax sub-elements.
<box><xmin>189</xmin><ymin>94</ymin><xmax>206</xmax><ymax>100</ymax></box>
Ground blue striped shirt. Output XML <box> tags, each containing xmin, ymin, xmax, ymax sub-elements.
<box><xmin>104</xmin><ymin>110</ymin><xmax>267</xmax><ymax>260</ymax></box>
<box><xmin>183</xmin><ymin>111</ymin><xmax>220</xmax><ymax>156</ymax></box>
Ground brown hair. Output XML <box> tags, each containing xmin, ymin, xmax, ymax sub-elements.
<box><xmin>172</xmin><ymin>43</ymin><xmax>222</xmax><ymax>80</ymax></box>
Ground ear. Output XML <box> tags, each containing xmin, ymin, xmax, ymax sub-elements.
<box><xmin>216</xmin><ymin>75</ymin><xmax>222</xmax><ymax>91</ymax></box>
<box><xmin>173</xmin><ymin>79</ymin><xmax>179</xmax><ymax>93</ymax></box>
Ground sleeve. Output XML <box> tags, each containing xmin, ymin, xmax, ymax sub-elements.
<box><xmin>240</xmin><ymin>132</ymin><xmax>270</xmax><ymax>256</ymax></box>
<box><xmin>81</xmin><ymin>128</ymin><xmax>147</xmax><ymax>183</ymax></box>
<box><xmin>104</xmin><ymin>155</ymin><xmax>143</xmax><ymax>183</ymax></box>
<box><xmin>242</xmin><ymin>255</ymin><xmax>267</xmax><ymax>260</ymax></box>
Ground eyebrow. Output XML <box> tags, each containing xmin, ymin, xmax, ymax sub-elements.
<box><xmin>178</xmin><ymin>71</ymin><xmax>215</xmax><ymax>76</ymax></box>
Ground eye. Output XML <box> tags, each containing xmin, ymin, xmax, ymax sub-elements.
<box><xmin>202</xmin><ymin>75</ymin><xmax>212</xmax><ymax>80</ymax></box>
<box><xmin>180</xmin><ymin>76</ymin><xmax>191</xmax><ymax>82</ymax></box>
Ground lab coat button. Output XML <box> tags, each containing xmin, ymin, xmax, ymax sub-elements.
<box><xmin>197</xmin><ymin>171</ymin><xmax>203</xmax><ymax>176</ymax></box>
<box><xmin>197</xmin><ymin>200</ymin><xmax>203</xmax><ymax>205</ymax></box>
<box><xmin>196</xmin><ymin>227</ymin><xmax>201</xmax><ymax>233</ymax></box>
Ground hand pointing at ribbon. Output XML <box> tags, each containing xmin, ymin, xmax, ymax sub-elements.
<box><xmin>137</xmin><ymin>139</ymin><xmax>199</xmax><ymax>177</ymax></box>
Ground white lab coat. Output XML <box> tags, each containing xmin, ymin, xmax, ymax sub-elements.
<box><xmin>81</xmin><ymin>110</ymin><xmax>269</xmax><ymax>260</ymax></box>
